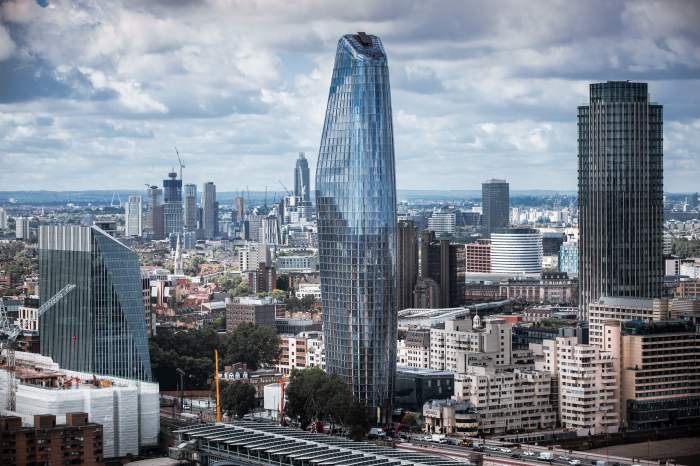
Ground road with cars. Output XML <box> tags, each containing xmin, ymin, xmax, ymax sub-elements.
<box><xmin>404</xmin><ymin>437</ymin><xmax>639</xmax><ymax>466</ymax></box>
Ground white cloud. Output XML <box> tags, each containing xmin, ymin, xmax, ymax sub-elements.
<box><xmin>0</xmin><ymin>0</ymin><xmax>698</xmax><ymax>191</ymax></box>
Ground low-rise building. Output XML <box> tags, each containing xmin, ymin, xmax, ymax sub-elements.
<box><xmin>0</xmin><ymin>413</ymin><xmax>105</xmax><ymax>465</ymax></box>
<box><xmin>422</xmin><ymin>398</ymin><xmax>478</xmax><ymax>436</ymax></box>
<box><xmin>277</xmin><ymin>331</ymin><xmax>323</xmax><ymax>374</ymax></box>
<box><xmin>225</xmin><ymin>297</ymin><xmax>277</xmax><ymax>331</ymax></box>
<box><xmin>219</xmin><ymin>363</ymin><xmax>282</xmax><ymax>406</ymax></box>
<box><xmin>297</xmin><ymin>282</ymin><xmax>321</xmax><ymax>299</ymax></box>
<box><xmin>276</xmin><ymin>255</ymin><xmax>316</xmax><ymax>272</ymax></box>
<box><xmin>395</xmin><ymin>366</ymin><xmax>454</xmax><ymax>412</ymax></box>
<box><xmin>453</xmin><ymin>367</ymin><xmax>555</xmax><ymax>434</ymax></box>
<box><xmin>465</xmin><ymin>239</ymin><xmax>491</xmax><ymax>273</ymax></box>
<box><xmin>499</xmin><ymin>272</ymin><xmax>578</xmax><ymax>304</ymax></box>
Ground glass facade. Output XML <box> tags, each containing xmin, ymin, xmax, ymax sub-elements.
<box><xmin>163</xmin><ymin>174</ymin><xmax>183</xmax><ymax>238</ymax></box>
<box><xmin>39</xmin><ymin>225</ymin><xmax>152</xmax><ymax>381</ymax></box>
<box><xmin>395</xmin><ymin>368</ymin><xmax>454</xmax><ymax>412</ymax></box>
<box><xmin>578</xmin><ymin>82</ymin><xmax>664</xmax><ymax>321</ymax></box>
<box><xmin>315</xmin><ymin>33</ymin><xmax>397</xmax><ymax>420</ymax></box>
<box><xmin>559</xmin><ymin>242</ymin><xmax>579</xmax><ymax>274</ymax></box>
<box><xmin>294</xmin><ymin>152</ymin><xmax>311</xmax><ymax>202</ymax></box>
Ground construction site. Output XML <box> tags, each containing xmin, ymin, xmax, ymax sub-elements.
<box><xmin>0</xmin><ymin>350</ymin><xmax>160</xmax><ymax>458</ymax></box>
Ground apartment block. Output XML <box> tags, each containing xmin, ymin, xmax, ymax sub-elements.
<box><xmin>614</xmin><ymin>320</ymin><xmax>700</xmax><ymax>429</ymax></box>
<box><xmin>453</xmin><ymin>367</ymin><xmax>554</xmax><ymax>434</ymax></box>
<box><xmin>465</xmin><ymin>239</ymin><xmax>491</xmax><ymax>273</ymax></box>
<box><xmin>276</xmin><ymin>255</ymin><xmax>316</xmax><ymax>272</ymax></box>
<box><xmin>418</xmin><ymin>230</ymin><xmax>466</xmax><ymax>308</ymax></box>
<box><xmin>0</xmin><ymin>413</ymin><xmax>104</xmax><ymax>465</ymax></box>
<box><xmin>676</xmin><ymin>279</ymin><xmax>700</xmax><ymax>298</ymax></box>
<box><xmin>397</xmin><ymin>219</ymin><xmax>419</xmax><ymax>311</ymax></box>
<box><xmin>239</xmin><ymin>243</ymin><xmax>271</xmax><ymax>271</ymax></box>
<box><xmin>532</xmin><ymin>336</ymin><xmax>620</xmax><ymax>434</ymax></box>
<box><xmin>277</xmin><ymin>331</ymin><xmax>323</xmax><ymax>374</ymax></box>
<box><xmin>428</xmin><ymin>318</ymin><xmax>535</xmax><ymax>373</ymax></box>
<box><xmin>242</xmin><ymin>263</ymin><xmax>276</xmax><ymax>294</ymax></box>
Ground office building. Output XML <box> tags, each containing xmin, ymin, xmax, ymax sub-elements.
<box><xmin>542</xmin><ymin>232</ymin><xmax>566</xmax><ymax>256</ymax></box>
<box><xmin>239</xmin><ymin>242</ymin><xmax>271</xmax><ymax>271</ymax></box>
<box><xmin>315</xmin><ymin>32</ymin><xmax>397</xmax><ymax>422</ymax></box>
<box><xmin>465</xmin><ymin>239</ymin><xmax>491</xmax><ymax>273</ymax></box>
<box><xmin>294</xmin><ymin>152</ymin><xmax>311</xmax><ymax>202</ymax></box>
<box><xmin>276</xmin><ymin>255</ymin><xmax>316</xmax><ymax>272</ymax></box>
<box><xmin>144</xmin><ymin>186</ymin><xmax>164</xmax><ymax>239</ymax></box>
<box><xmin>0</xmin><ymin>207</ymin><xmax>7</xmax><ymax>230</ymax></box>
<box><xmin>124</xmin><ymin>195</ymin><xmax>143</xmax><ymax>237</ymax></box>
<box><xmin>38</xmin><ymin>225</ymin><xmax>152</xmax><ymax>382</ymax></box>
<box><xmin>578</xmin><ymin>82</ymin><xmax>664</xmax><ymax>319</ymax></box>
<box><xmin>15</xmin><ymin>217</ymin><xmax>29</xmax><ymax>239</ymax></box>
<box><xmin>226</xmin><ymin>297</ymin><xmax>276</xmax><ymax>332</ymax></box>
<box><xmin>201</xmin><ymin>181</ymin><xmax>218</xmax><ymax>238</ymax></box>
<box><xmin>428</xmin><ymin>204</ymin><xmax>456</xmax><ymax>236</ymax></box>
<box><xmin>418</xmin><ymin>230</ymin><xmax>466</xmax><ymax>308</ymax></box>
<box><xmin>482</xmin><ymin>179</ymin><xmax>509</xmax><ymax>239</ymax></box>
<box><xmin>184</xmin><ymin>183</ymin><xmax>197</xmax><ymax>232</ymax></box>
<box><xmin>397</xmin><ymin>219</ymin><xmax>419</xmax><ymax>311</ymax></box>
<box><xmin>234</xmin><ymin>196</ymin><xmax>245</xmax><ymax>221</ymax></box>
<box><xmin>675</xmin><ymin>279</ymin><xmax>700</xmax><ymax>298</ymax></box>
<box><xmin>163</xmin><ymin>171</ymin><xmax>183</xmax><ymax>238</ymax></box>
<box><xmin>262</xmin><ymin>215</ymin><xmax>281</xmax><ymax>244</ymax></box>
<box><xmin>247</xmin><ymin>213</ymin><xmax>265</xmax><ymax>242</ymax></box>
<box><xmin>395</xmin><ymin>367</ymin><xmax>455</xmax><ymax>412</ymax></box>
<box><xmin>491</xmin><ymin>228</ymin><xmax>542</xmax><ymax>274</ymax></box>
<box><xmin>559</xmin><ymin>240</ymin><xmax>579</xmax><ymax>274</ymax></box>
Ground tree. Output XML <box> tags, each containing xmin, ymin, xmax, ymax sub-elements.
<box><xmin>397</xmin><ymin>329</ymin><xmax>407</xmax><ymax>341</ymax></box>
<box><xmin>190</xmin><ymin>255</ymin><xmax>206</xmax><ymax>266</ymax></box>
<box><xmin>165</xmin><ymin>265</ymin><xmax>175</xmax><ymax>274</ymax></box>
<box><xmin>221</xmin><ymin>322</ymin><xmax>281</xmax><ymax>370</ymax></box>
<box><xmin>276</xmin><ymin>274</ymin><xmax>289</xmax><ymax>291</ymax></box>
<box><xmin>300</xmin><ymin>294</ymin><xmax>316</xmax><ymax>310</ymax></box>
<box><xmin>231</xmin><ymin>282</ymin><xmax>254</xmax><ymax>297</ymax></box>
<box><xmin>184</xmin><ymin>265</ymin><xmax>197</xmax><ymax>277</ymax></box>
<box><xmin>672</xmin><ymin>238</ymin><xmax>700</xmax><ymax>259</ymax></box>
<box><xmin>219</xmin><ymin>380</ymin><xmax>257</xmax><ymax>418</ymax></box>
<box><xmin>271</xmin><ymin>289</ymin><xmax>285</xmax><ymax>302</ymax></box>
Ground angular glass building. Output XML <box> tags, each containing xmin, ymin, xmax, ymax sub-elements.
<box><xmin>38</xmin><ymin>225</ymin><xmax>152</xmax><ymax>381</ymax></box>
<box><xmin>315</xmin><ymin>32</ymin><xmax>397</xmax><ymax>422</ymax></box>
<box><xmin>578</xmin><ymin>81</ymin><xmax>664</xmax><ymax>322</ymax></box>
<box><xmin>294</xmin><ymin>152</ymin><xmax>311</xmax><ymax>203</ymax></box>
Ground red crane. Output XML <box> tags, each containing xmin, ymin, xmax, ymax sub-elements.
<box><xmin>278</xmin><ymin>379</ymin><xmax>285</xmax><ymax>425</ymax></box>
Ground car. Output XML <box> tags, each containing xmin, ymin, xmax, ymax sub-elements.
<box><xmin>559</xmin><ymin>456</ymin><xmax>571</xmax><ymax>461</ymax></box>
<box><xmin>592</xmin><ymin>461</ymin><xmax>598</xmax><ymax>465</ymax></box>
<box><xmin>486</xmin><ymin>446</ymin><xmax>499</xmax><ymax>451</ymax></box>
<box><xmin>501</xmin><ymin>448</ymin><xmax>512</xmax><ymax>453</ymax></box>
<box><xmin>570</xmin><ymin>461</ymin><xmax>581</xmax><ymax>466</ymax></box>
<box><xmin>395</xmin><ymin>439</ymin><xmax>406</xmax><ymax>444</ymax></box>
<box><xmin>511</xmin><ymin>454</ymin><xmax>522</xmax><ymax>459</ymax></box>
<box><xmin>613</xmin><ymin>463</ymin><xmax>625</xmax><ymax>466</ymax></box>
<box><xmin>448</xmin><ymin>439</ymin><xmax>458</xmax><ymax>445</ymax></box>
<box><xmin>524</xmin><ymin>451</ymin><xmax>535</xmax><ymax>456</ymax></box>
<box><xmin>473</xmin><ymin>447</ymin><xmax>484</xmax><ymax>452</ymax></box>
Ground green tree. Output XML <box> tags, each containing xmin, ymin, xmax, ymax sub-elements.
<box><xmin>190</xmin><ymin>255</ymin><xmax>206</xmax><ymax>266</ymax></box>
<box><xmin>165</xmin><ymin>265</ymin><xmax>175</xmax><ymax>274</ymax></box>
<box><xmin>672</xmin><ymin>238</ymin><xmax>700</xmax><ymax>259</ymax></box>
<box><xmin>276</xmin><ymin>274</ymin><xmax>289</xmax><ymax>291</ymax></box>
<box><xmin>184</xmin><ymin>265</ymin><xmax>198</xmax><ymax>277</ymax></box>
<box><xmin>219</xmin><ymin>380</ymin><xmax>257</xmax><ymax>418</ymax></box>
<box><xmin>221</xmin><ymin>322</ymin><xmax>281</xmax><ymax>370</ymax></box>
<box><xmin>397</xmin><ymin>329</ymin><xmax>407</xmax><ymax>341</ymax></box>
<box><xmin>300</xmin><ymin>294</ymin><xmax>316</xmax><ymax>310</ymax></box>
<box><xmin>231</xmin><ymin>282</ymin><xmax>254</xmax><ymax>297</ymax></box>
<box><xmin>271</xmin><ymin>289</ymin><xmax>285</xmax><ymax>302</ymax></box>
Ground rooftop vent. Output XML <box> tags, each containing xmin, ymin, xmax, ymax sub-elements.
<box><xmin>354</xmin><ymin>32</ymin><xmax>373</xmax><ymax>49</ymax></box>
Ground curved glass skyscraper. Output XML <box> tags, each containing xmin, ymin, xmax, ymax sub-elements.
<box><xmin>316</xmin><ymin>32</ymin><xmax>397</xmax><ymax>422</ymax></box>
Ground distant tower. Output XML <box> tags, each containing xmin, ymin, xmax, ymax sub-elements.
<box><xmin>124</xmin><ymin>196</ymin><xmax>143</xmax><ymax>237</ymax></box>
<box><xmin>202</xmin><ymin>182</ymin><xmax>218</xmax><ymax>238</ymax></box>
<box><xmin>163</xmin><ymin>171</ymin><xmax>183</xmax><ymax>238</ymax></box>
<box><xmin>482</xmin><ymin>179</ymin><xmax>509</xmax><ymax>239</ymax></box>
<box><xmin>294</xmin><ymin>152</ymin><xmax>310</xmax><ymax>202</ymax></box>
<box><xmin>174</xmin><ymin>234</ymin><xmax>184</xmax><ymax>275</ymax></box>
<box><xmin>184</xmin><ymin>184</ymin><xmax>197</xmax><ymax>232</ymax></box>
<box><xmin>578</xmin><ymin>81</ymin><xmax>663</xmax><ymax>321</ymax></box>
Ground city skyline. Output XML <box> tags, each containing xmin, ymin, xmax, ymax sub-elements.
<box><xmin>0</xmin><ymin>1</ymin><xmax>698</xmax><ymax>192</ymax></box>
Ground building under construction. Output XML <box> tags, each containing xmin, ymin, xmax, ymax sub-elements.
<box><xmin>0</xmin><ymin>350</ymin><xmax>159</xmax><ymax>457</ymax></box>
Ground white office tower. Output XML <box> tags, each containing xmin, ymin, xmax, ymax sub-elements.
<box><xmin>428</xmin><ymin>204</ymin><xmax>457</xmax><ymax>235</ymax></box>
<box><xmin>15</xmin><ymin>217</ymin><xmax>29</xmax><ymax>239</ymax></box>
<box><xmin>491</xmin><ymin>228</ymin><xmax>542</xmax><ymax>274</ymax></box>
<box><xmin>0</xmin><ymin>208</ymin><xmax>7</xmax><ymax>230</ymax></box>
<box><xmin>124</xmin><ymin>196</ymin><xmax>143</xmax><ymax>237</ymax></box>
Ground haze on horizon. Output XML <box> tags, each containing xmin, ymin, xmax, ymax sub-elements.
<box><xmin>0</xmin><ymin>0</ymin><xmax>698</xmax><ymax>192</ymax></box>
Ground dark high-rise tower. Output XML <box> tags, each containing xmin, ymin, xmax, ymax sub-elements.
<box><xmin>184</xmin><ymin>183</ymin><xmax>197</xmax><ymax>233</ymax></box>
<box><xmin>578</xmin><ymin>81</ymin><xmax>663</xmax><ymax>323</ymax></box>
<box><xmin>163</xmin><ymin>171</ymin><xmax>183</xmax><ymax>238</ymax></box>
<box><xmin>397</xmin><ymin>220</ymin><xmax>418</xmax><ymax>311</ymax></box>
<box><xmin>482</xmin><ymin>179</ymin><xmax>509</xmax><ymax>239</ymax></box>
<box><xmin>294</xmin><ymin>152</ymin><xmax>310</xmax><ymax>202</ymax></box>
<box><xmin>202</xmin><ymin>182</ymin><xmax>218</xmax><ymax>238</ymax></box>
<box><xmin>316</xmin><ymin>32</ymin><xmax>397</xmax><ymax>422</ymax></box>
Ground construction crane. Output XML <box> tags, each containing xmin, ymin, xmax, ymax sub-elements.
<box><xmin>277</xmin><ymin>379</ymin><xmax>285</xmax><ymax>426</ymax></box>
<box><xmin>279</xmin><ymin>181</ymin><xmax>291</xmax><ymax>197</ymax></box>
<box><xmin>0</xmin><ymin>283</ymin><xmax>76</xmax><ymax>411</ymax></box>
<box><xmin>176</xmin><ymin>147</ymin><xmax>185</xmax><ymax>181</ymax></box>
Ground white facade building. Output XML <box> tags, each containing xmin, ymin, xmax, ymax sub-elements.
<box><xmin>277</xmin><ymin>255</ymin><xmax>316</xmax><ymax>272</ymax></box>
<box><xmin>297</xmin><ymin>282</ymin><xmax>321</xmax><ymax>300</ymax></box>
<box><xmin>124</xmin><ymin>196</ymin><xmax>143</xmax><ymax>237</ymax></box>
<box><xmin>15</xmin><ymin>217</ymin><xmax>29</xmax><ymax>239</ymax></box>
<box><xmin>428</xmin><ymin>205</ymin><xmax>457</xmax><ymax>236</ymax></box>
<box><xmin>240</xmin><ymin>242</ymin><xmax>271</xmax><ymax>271</ymax></box>
<box><xmin>491</xmin><ymin>228</ymin><xmax>542</xmax><ymax>274</ymax></box>
<box><xmin>531</xmin><ymin>336</ymin><xmax>620</xmax><ymax>434</ymax></box>
<box><xmin>0</xmin><ymin>207</ymin><xmax>6</xmax><ymax>230</ymax></box>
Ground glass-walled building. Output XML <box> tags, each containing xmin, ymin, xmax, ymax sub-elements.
<box><xmin>316</xmin><ymin>32</ymin><xmax>398</xmax><ymax>423</ymax></box>
<box><xmin>578</xmin><ymin>82</ymin><xmax>664</xmax><ymax>321</ymax></box>
<box><xmin>38</xmin><ymin>225</ymin><xmax>152</xmax><ymax>381</ymax></box>
<box><xmin>163</xmin><ymin>171</ymin><xmax>183</xmax><ymax>238</ymax></box>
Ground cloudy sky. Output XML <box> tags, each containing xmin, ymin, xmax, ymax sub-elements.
<box><xmin>1</xmin><ymin>0</ymin><xmax>699</xmax><ymax>193</ymax></box>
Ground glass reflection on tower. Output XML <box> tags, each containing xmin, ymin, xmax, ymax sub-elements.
<box><xmin>315</xmin><ymin>32</ymin><xmax>397</xmax><ymax>421</ymax></box>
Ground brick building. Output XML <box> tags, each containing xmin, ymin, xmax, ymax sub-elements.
<box><xmin>225</xmin><ymin>297</ymin><xmax>277</xmax><ymax>331</ymax></box>
<box><xmin>242</xmin><ymin>263</ymin><xmax>276</xmax><ymax>294</ymax></box>
<box><xmin>465</xmin><ymin>239</ymin><xmax>491</xmax><ymax>273</ymax></box>
<box><xmin>0</xmin><ymin>413</ymin><xmax>104</xmax><ymax>465</ymax></box>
